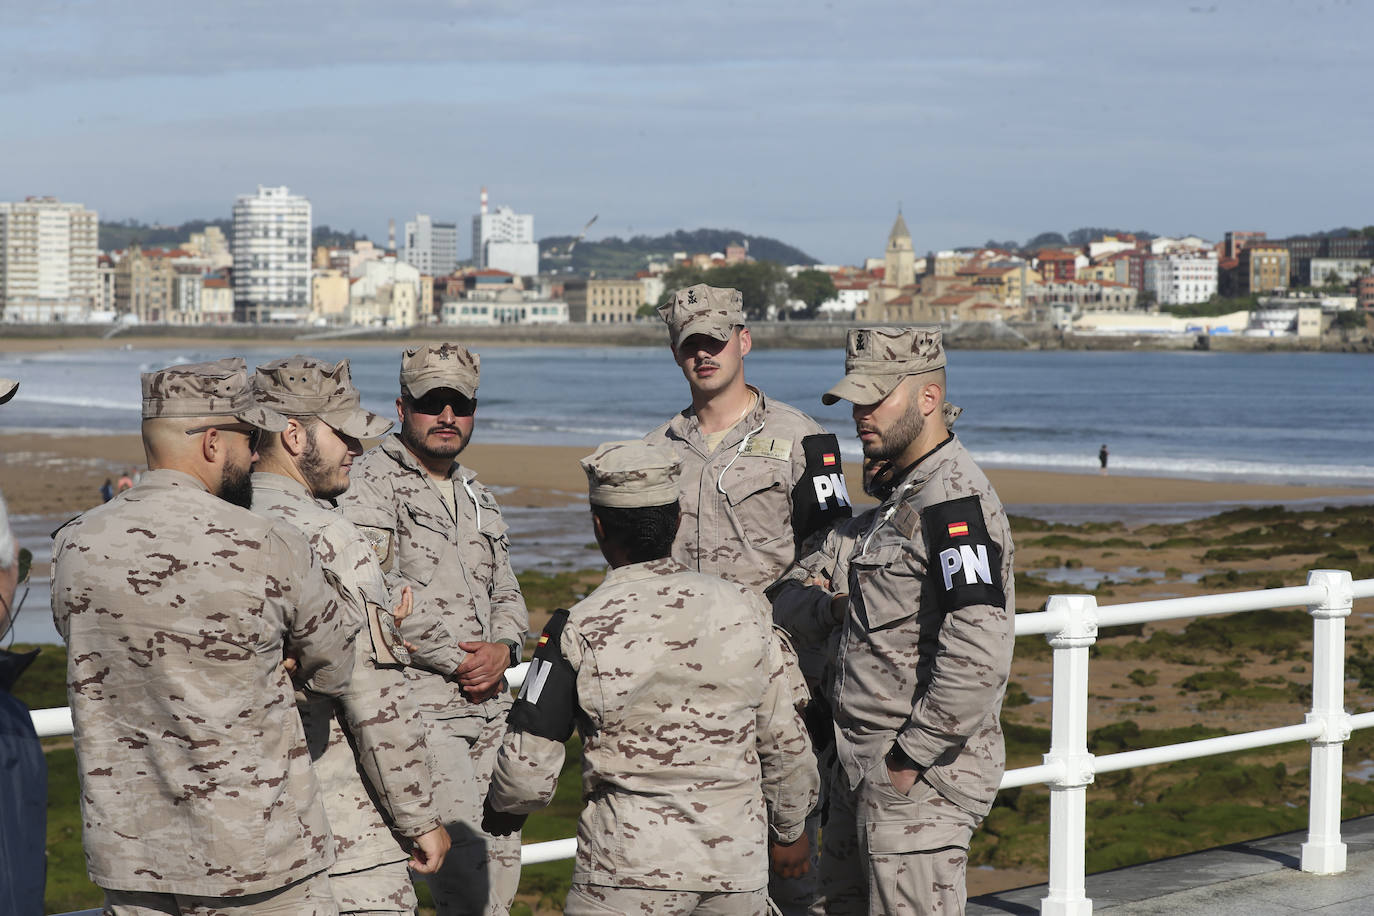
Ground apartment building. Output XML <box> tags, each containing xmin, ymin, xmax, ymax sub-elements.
<box><xmin>564</xmin><ymin>278</ymin><xmax>645</xmax><ymax>323</ymax></box>
<box><xmin>0</xmin><ymin>196</ymin><xmax>99</xmax><ymax>322</ymax></box>
<box><xmin>232</xmin><ymin>185</ymin><xmax>312</xmax><ymax>323</ymax></box>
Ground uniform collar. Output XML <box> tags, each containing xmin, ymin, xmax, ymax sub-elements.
<box><xmin>668</xmin><ymin>385</ymin><xmax>769</xmax><ymax>455</ymax></box>
<box><xmin>134</xmin><ymin>468</ymin><xmax>211</xmax><ymax>494</ymax></box>
<box><xmin>0</xmin><ymin>647</ymin><xmax>39</xmax><ymax>693</ymax></box>
<box><xmin>602</xmin><ymin>556</ymin><xmax>689</xmax><ymax>587</ymax></box>
<box><xmin>381</xmin><ymin>433</ymin><xmax>472</xmax><ymax>484</ymax></box>
<box><xmin>884</xmin><ymin>433</ymin><xmax>958</xmax><ymax>506</ymax></box>
<box><xmin>250</xmin><ymin>470</ymin><xmax>313</xmax><ymax>501</ymax></box>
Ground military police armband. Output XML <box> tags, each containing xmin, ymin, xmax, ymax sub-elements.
<box><xmin>792</xmin><ymin>433</ymin><xmax>852</xmax><ymax>542</ymax></box>
<box><xmin>508</xmin><ymin>608</ymin><xmax>578</xmax><ymax>743</ymax></box>
<box><xmin>922</xmin><ymin>495</ymin><xmax>1005</xmax><ymax>613</ymax></box>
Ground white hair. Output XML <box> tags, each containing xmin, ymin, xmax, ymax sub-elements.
<box><xmin>0</xmin><ymin>489</ymin><xmax>13</xmax><ymax>570</ymax></box>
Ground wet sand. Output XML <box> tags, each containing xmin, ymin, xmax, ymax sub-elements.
<box><xmin>2</xmin><ymin>431</ymin><xmax>1368</xmax><ymax>519</ymax></box>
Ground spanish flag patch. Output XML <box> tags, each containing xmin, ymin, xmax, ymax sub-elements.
<box><xmin>822</xmin><ymin>452</ymin><xmax>837</xmax><ymax>467</ymax></box>
<box><xmin>537</xmin><ymin>633</ymin><xmax>550</xmax><ymax>648</ymax></box>
<box><xmin>947</xmin><ymin>521</ymin><xmax>970</xmax><ymax>538</ymax></box>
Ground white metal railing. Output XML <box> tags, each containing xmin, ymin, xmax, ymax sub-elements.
<box><xmin>34</xmin><ymin>569</ymin><xmax>1374</xmax><ymax>914</ymax></box>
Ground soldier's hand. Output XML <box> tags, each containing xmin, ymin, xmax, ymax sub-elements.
<box><xmin>405</xmin><ymin>825</ymin><xmax>450</xmax><ymax>875</ymax></box>
<box><xmin>392</xmin><ymin>585</ymin><xmax>413</xmax><ymax>624</ymax></box>
<box><xmin>828</xmin><ymin>593</ymin><xmax>848</xmax><ymax>624</ymax></box>
<box><xmin>482</xmin><ymin>795</ymin><xmax>528</xmax><ymax>837</ymax></box>
<box><xmin>770</xmin><ymin>834</ymin><xmax>811</xmax><ymax>878</ymax></box>
<box><xmin>456</xmin><ymin>641</ymin><xmax>510</xmax><ymax>696</ymax></box>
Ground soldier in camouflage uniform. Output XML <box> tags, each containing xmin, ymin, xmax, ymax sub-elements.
<box><xmin>336</xmin><ymin>344</ymin><xmax>528</xmax><ymax>916</ymax></box>
<box><xmin>771</xmin><ymin>328</ymin><xmax>1015</xmax><ymax>916</ymax></box>
<box><xmin>485</xmin><ymin>440</ymin><xmax>820</xmax><ymax>916</ymax></box>
<box><xmin>50</xmin><ymin>358</ymin><xmax>360</xmax><ymax>916</ymax></box>
<box><xmin>250</xmin><ymin>356</ymin><xmax>450</xmax><ymax>913</ymax></box>
<box><xmin>643</xmin><ymin>284</ymin><xmax>851</xmax><ymax>912</ymax></box>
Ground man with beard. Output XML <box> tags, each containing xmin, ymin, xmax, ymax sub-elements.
<box><xmin>250</xmin><ymin>355</ymin><xmax>450</xmax><ymax>914</ymax></box>
<box><xmin>338</xmin><ymin>344</ymin><xmax>528</xmax><ymax>916</ymax></box>
<box><xmin>643</xmin><ymin>284</ymin><xmax>851</xmax><ymax>913</ymax></box>
<box><xmin>51</xmin><ymin>358</ymin><xmax>360</xmax><ymax>915</ymax></box>
<box><xmin>772</xmin><ymin>328</ymin><xmax>1015</xmax><ymax>916</ymax></box>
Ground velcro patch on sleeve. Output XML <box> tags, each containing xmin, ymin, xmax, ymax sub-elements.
<box><xmin>922</xmin><ymin>495</ymin><xmax>1004</xmax><ymax>613</ymax></box>
<box><xmin>508</xmin><ymin>608</ymin><xmax>578</xmax><ymax>742</ymax></box>
<box><xmin>792</xmin><ymin>433</ymin><xmax>853</xmax><ymax>542</ymax></box>
<box><xmin>357</xmin><ymin>525</ymin><xmax>395</xmax><ymax>572</ymax></box>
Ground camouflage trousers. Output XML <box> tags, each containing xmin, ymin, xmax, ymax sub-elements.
<box><xmin>811</xmin><ymin>763</ymin><xmax>978</xmax><ymax>916</ymax></box>
<box><xmin>103</xmin><ymin>872</ymin><xmax>337</xmax><ymax>915</ymax></box>
<box><xmin>414</xmin><ymin>713</ymin><xmax>521</xmax><ymax>916</ymax></box>
<box><xmin>565</xmin><ymin>883</ymin><xmax>768</xmax><ymax>915</ymax></box>
<box><xmin>331</xmin><ymin>857</ymin><xmax>416</xmax><ymax>913</ymax></box>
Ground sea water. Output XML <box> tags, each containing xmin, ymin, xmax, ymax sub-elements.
<box><xmin>3</xmin><ymin>344</ymin><xmax>1373</xmax><ymax>485</ymax></box>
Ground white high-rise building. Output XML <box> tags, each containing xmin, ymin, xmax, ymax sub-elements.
<box><xmin>0</xmin><ymin>196</ymin><xmax>99</xmax><ymax>322</ymax></box>
<box><xmin>1145</xmin><ymin>251</ymin><xmax>1218</xmax><ymax>306</ymax></box>
<box><xmin>231</xmin><ymin>185</ymin><xmax>312</xmax><ymax>323</ymax></box>
<box><xmin>403</xmin><ymin>213</ymin><xmax>459</xmax><ymax>277</ymax></box>
<box><xmin>472</xmin><ymin>193</ymin><xmax>538</xmax><ymax>277</ymax></box>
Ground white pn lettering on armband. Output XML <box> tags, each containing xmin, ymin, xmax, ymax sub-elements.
<box><xmin>939</xmin><ymin>544</ymin><xmax>993</xmax><ymax>590</ymax></box>
<box><xmin>812</xmin><ymin>472</ymin><xmax>851</xmax><ymax>508</ymax></box>
<box><xmin>522</xmin><ymin>657</ymin><xmax>553</xmax><ymax>703</ymax></box>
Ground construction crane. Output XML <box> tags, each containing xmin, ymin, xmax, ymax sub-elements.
<box><xmin>545</xmin><ymin>215</ymin><xmax>599</xmax><ymax>263</ymax></box>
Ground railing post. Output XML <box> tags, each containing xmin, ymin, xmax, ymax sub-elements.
<box><xmin>1301</xmin><ymin>568</ymin><xmax>1353</xmax><ymax>874</ymax></box>
<box><xmin>1040</xmin><ymin>594</ymin><xmax>1098</xmax><ymax>916</ymax></box>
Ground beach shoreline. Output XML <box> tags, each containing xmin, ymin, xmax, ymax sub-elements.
<box><xmin>3</xmin><ymin>431</ymin><xmax>1371</xmax><ymax>519</ymax></box>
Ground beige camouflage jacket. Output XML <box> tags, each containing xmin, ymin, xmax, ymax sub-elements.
<box><xmin>336</xmin><ymin>435</ymin><xmax>528</xmax><ymax>718</ymax></box>
<box><xmin>252</xmin><ymin>473</ymin><xmax>440</xmax><ymax>870</ymax></box>
<box><xmin>826</xmin><ymin>436</ymin><xmax>1015</xmax><ymax>818</ymax></box>
<box><xmin>644</xmin><ymin>388</ymin><xmax>850</xmax><ymax>590</ymax></box>
<box><xmin>488</xmin><ymin>559</ymin><xmax>819</xmax><ymax>892</ymax></box>
<box><xmin>50</xmin><ymin>469</ymin><xmax>358</xmax><ymax>896</ymax></box>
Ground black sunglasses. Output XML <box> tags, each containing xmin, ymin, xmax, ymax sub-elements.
<box><xmin>406</xmin><ymin>392</ymin><xmax>477</xmax><ymax>417</ymax></box>
<box><xmin>185</xmin><ymin>424</ymin><xmax>263</xmax><ymax>451</ymax></box>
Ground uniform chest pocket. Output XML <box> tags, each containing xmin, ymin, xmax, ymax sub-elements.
<box><xmin>398</xmin><ymin>503</ymin><xmax>452</xmax><ymax>587</ymax></box>
<box><xmin>851</xmin><ymin>542</ymin><xmax>923</xmax><ymax>631</ymax></box>
<box><xmin>721</xmin><ymin>471</ymin><xmax>788</xmax><ymax>549</ymax></box>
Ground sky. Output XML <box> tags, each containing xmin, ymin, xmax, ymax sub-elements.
<box><xmin>3</xmin><ymin>0</ymin><xmax>1371</xmax><ymax>265</ymax></box>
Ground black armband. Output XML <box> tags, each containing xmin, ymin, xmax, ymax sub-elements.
<box><xmin>507</xmin><ymin>608</ymin><xmax>578</xmax><ymax>742</ymax></box>
<box><xmin>792</xmin><ymin>433</ymin><xmax>852</xmax><ymax>543</ymax></box>
<box><xmin>922</xmin><ymin>495</ymin><xmax>1005</xmax><ymax>613</ymax></box>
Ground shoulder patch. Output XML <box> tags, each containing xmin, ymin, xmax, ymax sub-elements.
<box><xmin>508</xmin><ymin>609</ymin><xmax>578</xmax><ymax>742</ymax></box>
<box><xmin>741</xmin><ymin>436</ymin><xmax>792</xmax><ymax>461</ymax></box>
<box><xmin>792</xmin><ymin>433</ymin><xmax>852</xmax><ymax>542</ymax></box>
<box><xmin>922</xmin><ymin>495</ymin><xmax>1004</xmax><ymax>613</ymax></box>
<box><xmin>356</xmin><ymin>525</ymin><xmax>394</xmax><ymax>572</ymax></box>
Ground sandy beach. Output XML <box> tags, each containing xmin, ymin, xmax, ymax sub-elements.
<box><xmin>3</xmin><ymin>431</ymin><xmax>1369</xmax><ymax>519</ymax></box>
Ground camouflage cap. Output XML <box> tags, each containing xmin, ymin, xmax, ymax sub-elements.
<box><xmin>400</xmin><ymin>343</ymin><xmax>480</xmax><ymax>399</ymax></box>
<box><xmin>821</xmin><ymin>326</ymin><xmax>946</xmax><ymax>406</ymax></box>
<box><xmin>253</xmin><ymin>355</ymin><xmax>392</xmax><ymax>440</ymax></box>
<box><xmin>656</xmin><ymin>284</ymin><xmax>745</xmax><ymax>348</ymax></box>
<box><xmin>581</xmin><ymin>440</ymin><xmax>682</xmax><ymax>508</ymax></box>
<box><xmin>141</xmin><ymin>357</ymin><xmax>287</xmax><ymax>430</ymax></box>
<box><xmin>0</xmin><ymin>378</ymin><xmax>16</xmax><ymax>405</ymax></box>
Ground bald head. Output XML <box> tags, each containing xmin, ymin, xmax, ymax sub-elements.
<box><xmin>142</xmin><ymin>416</ymin><xmax>258</xmax><ymax>508</ymax></box>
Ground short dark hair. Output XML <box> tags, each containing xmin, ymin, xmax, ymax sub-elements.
<box><xmin>593</xmin><ymin>502</ymin><xmax>680</xmax><ymax>564</ymax></box>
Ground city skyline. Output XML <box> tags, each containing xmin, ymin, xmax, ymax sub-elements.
<box><xmin>3</xmin><ymin>0</ymin><xmax>1370</xmax><ymax>265</ymax></box>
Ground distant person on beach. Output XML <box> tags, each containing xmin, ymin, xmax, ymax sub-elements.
<box><xmin>771</xmin><ymin>327</ymin><xmax>1015</xmax><ymax>915</ymax></box>
<box><xmin>1</xmin><ymin>487</ymin><xmax>46</xmax><ymax>916</ymax></box>
<box><xmin>251</xmin><ymin>355</ymin><xmax>449</xmax><ymax>911</ymax></box>
<box><xmin>642</xmin><ymin>283</ymin><xmax>852</xmax><ymax>913</ymax></box>
<box><xmin>99</xmin><ymin>478</ymin><xmax>114</xmax><ymax>502</ymax></box>
<box><xmin>116</xmin><ymin>469</ymin><xmax>133</xmax><ymax>492</ymax></box>
<box><xmin>51</xmin><ymin>359</ymin><xmax>359</xmax><ymax>915</ymax></box>
<box><xmin>337</xmin><ymin>344</ymin><xmax>528</xmax><ymax>916</ymax></box>
<box><xmin>485</xmin><ymin>440</ymin><xmax>818</xmax><ymax>916</ymax></box>
<box><xmin>1099</xmin><ymin>443</ymin><xmax>1109</xmax><ymax>475</ymax></box>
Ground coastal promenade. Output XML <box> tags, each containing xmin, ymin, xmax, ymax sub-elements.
<box><xmin>970</xmin><ymin>814</ymin><xmax>1374</xmax><ymax>914</ymax></box>
<box><xmin>1</xmin><ymin>318</ymin><xmax>1366</xmax><ymax>351</ymax></box>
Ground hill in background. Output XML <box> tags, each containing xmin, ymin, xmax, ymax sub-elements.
<box><xmin>540</xmin><ymin>228</ymin><xmax>818</xmax><ymax>275</ymax></box>
<box><xmin>98</xmin><ymin>219</ymin><xmax>368</xmax><ymax>252</ymax></box>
